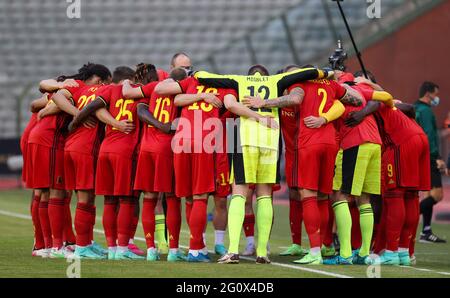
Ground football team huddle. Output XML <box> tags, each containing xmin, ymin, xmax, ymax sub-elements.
<box><xmin>21</xmin><ymin>52</ymin><xmax>430</xmax><ymax>266</ymax></box>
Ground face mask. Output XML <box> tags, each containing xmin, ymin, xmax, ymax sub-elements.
<box><xmin>431</xmin><ymin>96</ymin><xmax>440</xmax><ymax>107</ymax></box>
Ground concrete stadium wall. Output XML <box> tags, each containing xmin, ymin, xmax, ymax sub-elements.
<box><xmin>346</xmin><ymin>0</ymin><xmax>450</xmax><ymax>125</ymax></box>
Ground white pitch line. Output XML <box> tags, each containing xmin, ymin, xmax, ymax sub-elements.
<box><xmin>239</xmin><ymin>256</ymin><xmax>353</xmax><ymax>278</ymax></box>
<box><xmin>0</xmin><ymin>209</ymin><xmax>31</xmax><ymax>220</ymax></box>
<box><xmin>2</xmin><ymin>208</ymin><xmax>450</xmax><ymax>278</ymax></box>
<box><xmin>0</xmin><ymin>209</ymin><xmax>352</xmax><ymax>278</ymax></box>
<box><xmin>402</xmin><ymin>267</ymin><xmax>432</xmax><ymax>272</ymax></box>
<box><xmin>89</xmin><ymin>228</ymin><xmax>351</xmax><ymax>278</ymax></box>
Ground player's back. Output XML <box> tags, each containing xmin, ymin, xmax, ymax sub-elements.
<box><xmin>22</xmin><ymin>113</ymin><xmax>38</xmax><ymax>144</ymax></box>
<box><xmin>99</xmin><ymin>84</ymin><xmax>144</xmax><ymax>157</ymax></box>
<box><xmin>140</xmin><ymin>87</ymin><xmax>179</xmax><ymax>154</ymax></box>
<box><xmin>65</xmin><ymin>84</ymin><xmax>105</xmax><ymax>155</ymax></box>
<box><xmin>297</xmin><ymin>79</ymin><xmax>344</xmax><ymax>148</ymax></box>
<box><xmin>28</xmin><ymin>93</ymin><xmax>69</xmax><ymax>150</ymax></box>
<box><xmin>280</xmin><ymin>106</ymin><xmax>299</xmax><ymax>152</ymax></box>
<box><xmin>377</xmin><ymin>104</ymin><xmax>425</xmax><ymax>146</ymax></box>
<box><xmin>176</xmin><ymin>77</ymin><xmax>234</xmax><ymax>144</ymax></box>
<box><xmin>337</xmin><ymin>84</ymin><xmax>381</xmax><ymax>150</ymax></box>
<box><xmin>237</xmin><ymin>74</ymin><xmax>280</xmax><ymax>150</ymax></box>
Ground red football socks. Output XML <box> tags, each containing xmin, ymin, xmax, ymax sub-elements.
<box><xmin>129</xmin><ymin>201</ymin><xmax>139</xmax><ymax>241</ymax></box>
<box><xmin>243</xmin><ymin>214</ymin><xmax>255</xmax><ymax>238</ymax></box>
<box><xmin>117</xmin><ymin>198</ymin><xmax>134</xmax><ymax>247</ymax></box>
<box><xmin>89</xmin><ymin>205</ymin><xmax>96</xmax><ymax>243</ymax></box>
<box><xmin>384</xmin><ymin>194</ymin><xmax>406</xmax><ymax>251</ymax></box>
<box><xmin>103</xmin><ymin>197</ymin><xmax>118</xmax><ymax>247</ymax></box>
<box><xmin>75</xmin><ymin>202</ymin><xmax>93</xmax><ymax>247</ymax></box>
<box><xmin>189</xmin><ymin>198</ymin><xmax>208</xmax><ymax>250</ymax></box>
<box><xmin>289</xmin><ymin>199</ymin><xmax>302</xmax><ymax>245</ymax></box>
<box><xmin>166</xmin><ymin>196</ymin><xmax>181</xmax><ymax>249</ymax></box>
<box><xmin>350</xmin><ymin>202</ymin><xmax>362</xmax><ymax>249</ymax></box>
<box><xmin>142</xmin><ymin>198</ymin><xmax>157</xmax><ymax>248</ymax></box>
<box><xmin>401</xmin><ymin>191</ymin><xmax>420</xmax><ymax>255</ymax></box>
<box><xmin>63</xmin><ymin>196</ymin><xmax>76</xmax><ymax>244</ymax></box>
<box><xmin>31</xmin><ymin>194</ymin><xmax>45</xmax><ymax>249</ymax></box>
<box><xmin>48</xmin><ymin>197</ymin><xmax>65</xmax><ymax>249</ymax></box>
<box><xmin>318</xmin><ymin>199</ymin><xmax>332</xmax><ymax>247</ymax></box>
<box><xmin>373</xmin><ymin>202</ymin><xmax>387</xmax><ymax>254</ymax></box>
<box><xmin>38</xmin><ymin>200</ymin><xmax>52</xmax><ymax>248</ymax></box>
<box><xmin>302</xmin><ymin>197</ymin><xmax>321</xmax><ymax>249</ymax></box>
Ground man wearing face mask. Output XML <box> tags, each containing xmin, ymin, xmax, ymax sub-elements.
<box><xmin>414</xmin><ymin>81</ymin><xmax>447</xmax><ymax>243</ymax></box>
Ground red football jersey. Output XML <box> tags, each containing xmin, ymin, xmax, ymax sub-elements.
<box><xmin>96</xmin><ymin>84</ymin><xmax>146</xmax><ymax>157</ymax></box>
<box><xmin>376</xmin><ymin>102</ymin><xmax>425</xmax><ymax>146</ymax></box>
<box><xmin>174</xmin><ymin>77</ymin><xmax>237</xmax><ymax>149</ymax></box>
<box><xmin>290</xmin><ymin>79</ymin><xmax>346</xmax><ymax>148</ymax></box>
<box><xmin>21</xmin><ymin>112</ymin><xmax>38</xmax><ymax>150</ymax></box>
<box><xmin>280</xmin><ymin>106</ymin><xmax>299</xmax><ymax>153</ymax></box>
<box><xmin>27</xmin><ymin>93</ymin><xmax>70</xmax><ymax>150</ymax></box>
<box><xmin>336</xmin><ymin>84</ymin><xmax>382</xmax><ymax>150</ymax></box>
<box><xmin>157</xmin><ymin>69</ymin><xmax>169</xmax><ymax>81</ymax></box>
<box><xmin>140</xmin><ymin>82</ymin><xmax>180</xmax><ymax>154</ymax></box>
<box><xmin>64</xmin><ymin>82</ymin><xmax>105</xmax><ymax>155</ymax></box>
<box><xmin>22</xmin><ymin>113</ymin><xmax>38</xmax><ymax>143</ymax></box>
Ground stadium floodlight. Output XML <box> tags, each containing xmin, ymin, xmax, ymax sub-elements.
<box><xmin>331</xmin><ymin>0</ymin><xmax>369</xmax><ymax>79</ymax></box>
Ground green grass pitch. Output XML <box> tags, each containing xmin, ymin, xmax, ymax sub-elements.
<box><xmin>0</xmin><ymin>189</ymin><xmax>449</xmax><ymax>278</ymax></box>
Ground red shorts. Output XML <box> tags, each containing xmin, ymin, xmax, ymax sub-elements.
<box><xmin>174</xmin><ymin>152</ymin><xmax>215</xmax><ymax>197</ymax></box>
<box><xmin>297</xmin><ymin>144</ymin><xmax>338</xmax><ymax>194</ymax></box>
<box><xmin>285</xmin><ymin>149</ymin><xmax>298</xmax><ymax>188</ymax></box>
<box><xmin>64</xmin><ymin>151</ymin><xmax>95</xmax><ymax>191</ymax></box>
<box><xmin>215</xmin><ymin>152</ymin><xmax>230</xmax><ymax>198</ymax></box>
<box><xmin>96</xmin><ymin>152</ymin><xmax>136</xmax><ymax>196</ymax></box>
<box><xmin>21</xmin><ymin>139</ymin><xmax>28</xmax><ymax>183</ymax></box>
<box><xmin>26</xmin><ymin>143</ymin><xmax>65</xmax><ymax>190</ymax></box>
<box><xmin>382</xmin><ymin>134</ymin><xmax>431</xmax><ymax>192</ymax></box>
<box><xmin>134</xmin><ymin>151</ymin><xmax>174</xmax><ymax>193</ymax></box>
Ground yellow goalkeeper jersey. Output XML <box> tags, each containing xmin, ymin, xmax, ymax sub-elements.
<box><xmin>195</xmin><ymin>68</ymin><xmax>327</xmax><ymax>150</ymax></box>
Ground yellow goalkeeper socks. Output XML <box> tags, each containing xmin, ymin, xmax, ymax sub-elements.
<box><xmin>155</xmin><ymin>214</ymin><xmax>167</xmax><ymax>245</ymax></box>
<box><xmin>227</xmin><ymin>195</ymin><xmax>246</xmax><ymax>254</ymax></box>
<box><xmin>333</xmin><ymin>200</ymin><xmax>352</xmax><ymax>259</ymax></box>
<box><xmin>359</xmin><ymin>204</ymin><xmax>374</xmax><ymax>257</ymax></box>
<box><xmin>256</xmin><ymin>196</ymin><xmax>273</xmax><ymax>257</ymax></box>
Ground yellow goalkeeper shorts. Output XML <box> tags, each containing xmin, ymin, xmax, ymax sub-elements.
<box><xmin>230</xmin><ymin>145</ymin><xmax>279</xmax><ymax>184</ymax></box>
<box><xmin>341</xmin><ymin>143</ymin><xmax>381</xmax><ymax>196</ymax></box>
<box><xmin>333</xmin><ymin>149</ymin><xmax>343</xmax><ymax>191</ymax></box>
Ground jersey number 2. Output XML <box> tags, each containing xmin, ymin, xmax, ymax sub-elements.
<box><xmin>318</xmin><ymin>88</ymin><xmax>328</xmax><ymax>116</ymax></box>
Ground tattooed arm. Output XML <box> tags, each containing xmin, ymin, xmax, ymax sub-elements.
<box><xmin>241</xmin><ymin>87</ymin><xmax>304</xmax><ymax>109</ymax></box>
<box><xmin>339</xmin><ymin>84</ymin><xmax>364</xmax><ymax>107</ymax></box>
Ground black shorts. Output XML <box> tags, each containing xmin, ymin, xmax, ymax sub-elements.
<box><xmin>430</xmin><ymin>158</ymin><xmax>443</xmax><ymax>188</ymax></box>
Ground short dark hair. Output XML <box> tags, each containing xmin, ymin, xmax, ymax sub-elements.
<box><xmin>248</xmin><ymin>64</ymin><xmax>269</xmax><ymax>76</ymax></box>
<box><xmin>57</xmin><ymin>63</ymin><xmax>111</xmax><ymax>82</ymax></box>
<box><xmin>419</xmin><ymin>81</ymin><xmax>439</xmax><ymax>98</ymax></box>
<box><xmin>301</xmin><ymin>64</ymin><xmax>314</xmax><ymax>69</ymax></box>
<box><xmin>134</xmin><ymin>63</ymin><xmax>158</xmax><ymax>84</ymax></box>
<box><xmin>170</xmin><ymin>67</ymin><xmax>188</xmax><ymax>81</ymax></box>
<box><xmin>171</xmin><ymin>52</ymin><xmax>190</xmax><ymax>67</ymax></box>
<box><xmin>112</xmin><ymin>66</ymin><xmax>135</xmax><ymax>83</ymax></box>
<box><xmin>354</xmin><ymin>70</ymin><xmax>377</xmax><ymax>84</ymax></box>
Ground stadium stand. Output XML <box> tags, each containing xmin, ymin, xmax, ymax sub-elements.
<box><xmin>0</xmin><ymin>0</ymin><xmax>441</xmax><ymax>137</ymax></box>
